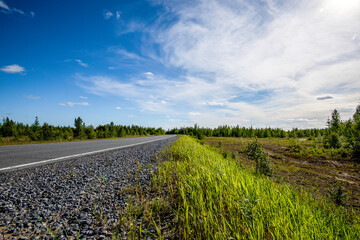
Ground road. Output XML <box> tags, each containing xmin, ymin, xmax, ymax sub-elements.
<box><xmin>0</xmin><ymin>135</ymin><xmax>176</xmax><ymax>172</ymax></box>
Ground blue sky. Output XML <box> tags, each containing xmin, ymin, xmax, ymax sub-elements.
<box><xmin>1</xmin><ymin>0</ymin><xmax>359</xmax><ymax>129</ymax></box>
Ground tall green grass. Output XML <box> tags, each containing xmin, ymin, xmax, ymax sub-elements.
<box><xmin>155</xmin><ymin>136</ymin><xmax>360</xmax><ymax>239</ymax></box>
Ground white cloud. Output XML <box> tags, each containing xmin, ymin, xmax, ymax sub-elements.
<box><xmin>0</xmin><ymin>0</ymin><xmax>10</xmax><ymax>11</ymax></box>
<box><xmin>112</xmin><ymin>48</ymin><xmax>144</xmax><ymax>60</ymax></box>
<box><xmin>0</xmin><ymin>1</ymin><xmax>34</xmax><ymax>17</ymax></box>
<box><xmin>147</xmin><ymin>0</ymin><xmax>360</xmax><ymax>128</ymax></box>
<box><xmin>103</xmin><ymin>10</ymin><xmax>114</xmax><ymax>20</ymax></box>
<box><xmin>116</xmin><ymin>106</ymin><xmax>121</xmax><ymax>110</ymax></box>
<box><xmin>0</xmin><ymin>64</ymin><xmax>25</xmax><ymax>74</ymax></box>
<box><xmin>79</xmin><ymin>0</ymin><xmax>360</xmax><ymax>129</ymax></box>
<box><xmin>59</xmin><ymin>102</ymin><xmax>89</xmax><ymax>107</ymax></box>
<box><xmin>189</xmin><ymin>112</ymin><xmax>202</xmax><ymax>116</ymax></box>
<box><xmin>116</xmin><ymin>11</ymin><xmax>121</xmax><ymax>20</ymax></box>
<box><xmin>79</xmin><ymin>96</ymin><xmax>88</xmax><ymax>99</ymax></box>
<box><xmin>26</xmin><ymin>95</ymin><xmax>40</xmax><ymax>99</ymax></box>
<box><xmin>74</xmin><ymin>59</ymin><xmax>89</xmax><ymax>68</ymax></box>
<box><xmin>65</xmin><ymin>59</ymin><xmax>89</xmax><ymax>67</ymax></box>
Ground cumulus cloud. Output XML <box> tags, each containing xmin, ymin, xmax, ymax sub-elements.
<box><xmin>103</xmin><ymin>10</ymin><xmax>113</xmax><ymax>20</ymax></box>
<box><xmin>0</xmin><ymin>64</ymin><xmax>25</xmax><ymax>74</ymax></box>
<box><xmin>116</xmin><ymin>106</ymin><xmax>121</xmax><ymax>110</ymax></box>
<box><xmin>103</xmin><ymin>10</ymin><xmax>121</xmax><ymax>20</ymax></box>
<box><xmin>59</xmin><ymin>102</ymin><xmax>89</xmax><ymax>107</ymax></box>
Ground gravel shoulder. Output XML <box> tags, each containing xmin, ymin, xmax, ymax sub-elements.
<box><xmin>0</xmin><ymin>136</ymin><xmax>177</xmax><ymax>239</ymax></box>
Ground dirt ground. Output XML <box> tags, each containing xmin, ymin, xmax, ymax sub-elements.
<box><xmin>204</xmin><ymin>137</ymin><xmax>360</xmax><ymax>211</ymax></box>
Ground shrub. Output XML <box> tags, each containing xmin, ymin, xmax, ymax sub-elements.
<box><xmin>257</xmin><ymin>154</ymin><xmax>273</xmax><ymax>176</ymax></box>
<box><xmin>246</xmin><ymin>139</ymin><xmax>263</xmax><ymax>160</ymax></box>
<box><xmin>246</xmin><ymin>139</ymin><xmax>273</xmax><ymax>176</ymax></box>
<box><xmin>196</xmin><ymin>132</ymin><xmax>205</xmax><ymax>140</ymax></box>
<box><xmin>323</xmin><ymin>132</ymin><xmax>342</xmax><ymax>149</ymax></box>
<box><xmin>328</xmin><ymin>179</ymin><xmax>347</xmax><ymax>206</ymax></box>
<box><xmin>289</xmin><ymin>139</ymin><xmax>302</xmax><ymax>153</ymax></box>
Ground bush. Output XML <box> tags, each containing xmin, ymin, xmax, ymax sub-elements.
<box><xmin>257</xmin><ymin>154</ymin><xmax>273</xmax><ymax>176</ymax></box>
<box><xmin>328</xmin><ymin>179</ymin><xmax>347</xmax><ymax>206</ymax></box>
<box><xmin>323</xmin><ymin>132</ymin><xmax>342</xmax><ymax>149</ymax></box>
<box><xmin>246</xmin><ymin>139</ymin><xmax>273</xmax><ymax>176</ymax></box>
<box><xmin>196</xmin><ymin>132</ymin><xmax>205</xmax><ymax>140</ymax></box>
<box><xmin>289</xmin><ymin>139</ymin><xmax>302</xmax><ymax>153</ymax></box>
<box><xmin>246</xmin><ymin>139</ymin><xmax>263</xmax><ymax>160</ymax></box>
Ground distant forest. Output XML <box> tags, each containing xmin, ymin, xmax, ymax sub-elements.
<box><xmin>0</xmin><ymin>116</ymin><xmax>165</xmax><ymax>142</ymax></box>
<box><xmin>167</xmin><ymin>106</ymin><xmax>360</xmax><ymax>159</ymax></box>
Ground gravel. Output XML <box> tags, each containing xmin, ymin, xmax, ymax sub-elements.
<box><xmin>0</xmin><ymin>136</ymin><xmax>177</xmax><ymax>239</ymax></box>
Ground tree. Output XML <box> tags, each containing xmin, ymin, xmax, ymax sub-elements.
<box><xmin>42</xmin><ymin>123</ymin><xmax>54</xmax><ymax>141</ymax></box>
<box><xmin>85</xmin><ymin>125</ymin><xmax>96</xmax><ymax>139</ymax></box>
<box><xmin>327</xmin><ymin>109</ymin><xmax>341</xmax><ymax>132</ymax></box>
<box><xmin>74</xmin><ymin>117</ymin><xmax>86</xmax><ymax>139</ymax></box>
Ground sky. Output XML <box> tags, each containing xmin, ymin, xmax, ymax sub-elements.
<box><xmin>1</xmin><ymin>0</ymin><xmax>360</xmax><ymax>130</ymax></box>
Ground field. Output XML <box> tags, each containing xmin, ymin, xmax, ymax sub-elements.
<box><xmin>204</xmin><ymin>137</ymin><xmax>360</xmax><ymax>211</ymax></box>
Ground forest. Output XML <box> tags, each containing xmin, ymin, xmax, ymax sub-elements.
<box><xmin>0</xmin><ymin>116</ymin><xmax>165</xmax><ymax>143</ymax></box>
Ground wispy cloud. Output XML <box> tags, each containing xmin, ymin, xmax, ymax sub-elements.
<box><xmin>0</xmin><ymin>0</ymin><xmax>9</xmax><ymax>11</ymax></box>
<box><xmin>111</xmin><ymin>48</ymin><xmax>145</xmax><ymax>60</ymax></box>
<box><xmin>0</xmin><ymin>0</ymin><xmax>34</xmax><ymax>17</ymax></box>
<box><xmin>26</xmin><ymin>95</ymin><xmax>40</xmax><ymax>100</ymax></box>
<box><xmin>59</xmin><ymin>102</ymin><xmax>89</xmax><ymax>107</ymax></box>
<box><xmin>116</xmin><ymin>106</ymin><xmax>121</xmax><ymax>110</ymax></box>
<box><xmin>74</xmin><ymin>59</ymin><xmax>89</xmax><ymax>68</ymax></box>
<box><xmin>80</xmin><ymin>0</ymin><xmax>360</xmax><ymax>129</ymax></box>
<box><xmin>148</xmin><ymin>0</ymin><xmax>360</xmax><ymax>128</ymax></box>
<box><xmin>0</xmin><ymin>64</ymin><xmax>25</xmax><ymax>74</ymax></box>
<box><xmin>65</xmin><ymin>59</ymin><xmax>89</xmax><ymax>67</ymax></box>
<box><xmin>79</xmin><ymin>96</ymin><xmax>88</xmax><ymax>99</ymax></box>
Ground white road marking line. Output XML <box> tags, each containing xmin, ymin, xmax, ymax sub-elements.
<box><xmin>0</xmin><ymin>135</ymin><xmax>176</xmax><ymax>172</ymax></box>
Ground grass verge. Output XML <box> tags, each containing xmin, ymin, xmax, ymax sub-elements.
<box><xmin>151</xmin><ymin>136</ymin><xmax>360</xmax><ymax>239</ymax></box>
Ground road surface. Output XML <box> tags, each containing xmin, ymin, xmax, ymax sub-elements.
<box><xmin>0</xmin><ymin>135</ymin><xmax>176</xmax><ymax>172</ymax></box>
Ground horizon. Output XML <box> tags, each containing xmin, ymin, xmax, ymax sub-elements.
<box><xmin>1</xmin><ymin>0</ymin><xmax>360</xmax><ymax>130</ymax></box>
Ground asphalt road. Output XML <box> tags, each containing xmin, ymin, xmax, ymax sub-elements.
<box><xmin>0</xmin><ymin>135</ymin><xmax>176</xmax><ymax>172</ymax></box>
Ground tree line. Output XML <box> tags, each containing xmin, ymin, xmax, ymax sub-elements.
<box><xmin>167</xmin><ymin>105</ymin><xmax>360</xmax><ymax>159</ymax></box>
<box><xmin>0</xmin><ymin>116</ymin><xmax>165</xmax><ymax>141</ymax></box>
<box><xmin>166</xmin><ymin>124</ymin><xmax>326</xmax><ymax>139</ymax></box>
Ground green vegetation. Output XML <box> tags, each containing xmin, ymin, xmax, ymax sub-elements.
<box><xmin>246</xmin><ymin>139</ymin><xmax>273</xmax><ymax>176</ymax></box>
<box><xmin>150</xmin><ymin>136</ymin><xmax>359</xmax><ymax>239</ymax></box>
<box><xmin>167</xmin><ymin>123</ymin><xmax>324</xmax><ymax>139</ymax></box>
<box><xmin>0</xmin><ymin>116</ymin><xmax>165</xmax><ymax>145</ymax></box>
